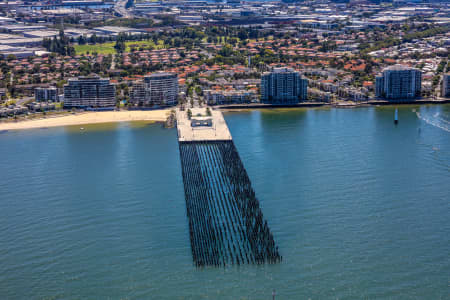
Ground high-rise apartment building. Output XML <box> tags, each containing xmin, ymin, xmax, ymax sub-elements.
<box><xmin>35</xmin><ymin>87</ymin><xmax>57</xmax><ymax>102</ymax></box>
<box><xmin>131</xmin><ymin>72</ymin><xmax>178</xmax><ymax>107</ymax></box>
<box><xmin>261</xmin><ymin>68</ymin><xmax>308</xmax><ymax>104</ymax></box>
<box><xmin>442</xmin><ymin>73</ymin><xmax>450</xmax><ymax>98</ymax></box>
<box><xmin>64</xmin><ymin>76</ymin><xmax>116</xmax><ymax>108</ymax></box>
<box><xmin>375</xmin><ymin>65</ymin><xmax>421</xmax><ymax>100</ymax></box>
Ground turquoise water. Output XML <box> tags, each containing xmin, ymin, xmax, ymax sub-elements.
<box><xmin>0</xmin><ymin>105</ymin><xmax>449</xmax><ymax>299</ymax></box>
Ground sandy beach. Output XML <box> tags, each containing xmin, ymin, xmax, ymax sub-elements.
<box><xmin>0</xmin><ymin>110</ymin><xmax>171</xmax><ymax>131</ymax></box>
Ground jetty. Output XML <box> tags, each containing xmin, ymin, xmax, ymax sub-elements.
<box><xmin>176</xmin><ymin>107</ymin><xmax>281</xmax><ymax>267</ymax></box>
<box><xmin>177</xmin><ymin>108</ymin><xmax>231</xmax><ymax>142</ymax></box>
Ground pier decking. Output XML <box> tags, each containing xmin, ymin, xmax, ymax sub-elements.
<box><xmin>176</xmin><ymin>108</ymin><xmax>232</xmax><ymax>142</ymax></box>
<box><xmin>176</xmin><ymin>107</ymin><xmax>281</xmax><ymax>267</ymax></box>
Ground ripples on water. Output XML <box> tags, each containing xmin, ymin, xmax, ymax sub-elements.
<box><xmin>0</xmin><ymin>106</ymin><xmax>449</xmax><ymax>299</ymax></box>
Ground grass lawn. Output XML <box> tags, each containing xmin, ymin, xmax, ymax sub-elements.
<box><xmin>74</xmin><ymin>40</ymin><xmax>166</xmax><ymax>55</ymax></box>
<box><xmin>125</xmin><ymin>40</ymin><xmax>166</xmax><ymax>51</ymax></box>
<box><xmin>74</xmin><ymin>42</ymin><xmax>116</xmax><ymax>55</ymax></box>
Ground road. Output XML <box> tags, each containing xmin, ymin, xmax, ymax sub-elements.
<box><xmin>114</xmin><ymin>0</ymin><xmax>133</xmax><ymax>18</ymax></box>
<box><xmin>16</xmin><ymin>96</ymin><xmax>34</xmax><ymax>106</ymax></box>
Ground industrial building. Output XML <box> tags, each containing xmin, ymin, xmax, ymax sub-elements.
<box><xmin>375</xmin><ymin>65</ymin><xmax>422</xmax><ymax>100</ymax></box>
<box><xmin>64</xmin><ymin>76</ymin><xmax>116</xmax><ymax>108</ymax></box>
<box><xmin>93</xmin><ymin>26</ymin><xmax>146</xmax><ymax>36</ymax></box>
<box><xmin>260</xmin><ymin>67</ymin><xmax>308</xmax><ymax>104</ymax></box>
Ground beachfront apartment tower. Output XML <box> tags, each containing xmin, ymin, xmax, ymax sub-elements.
<box><xmin>442</xmin><ymin>74</ymin><xmax>450</xmax><ymax>98</ymax></box>
<box><xmin>35</xmin><ymin>87</ymin><xmax>58</xmax><ymax>102</ymax></box>
<box><xmin>131</xmin><ymin>72</ymin><xmax>178</xmax><ymax>107</ymax></box>
<box><xmin>64</xmin><ymin>76</ymin><xmax>116</xmax><ymax>108</ymax></box>
<box><xmin>131</xmin><ymin>72</ymin><xmax>178</xmax><ymax>106</ymax></box>
<box><xmin>261</xmin><ymin>68</ymin><xmax>308</xmax><ymax>104</ymax></box>
<box><xmin>375</xmin><ymin>65</ymin><xmax>421</xmax><ymax>100</ymax></box>
<box><xmin>145</xmin><ymin>73</ymin><xmax>178</xmax><ymax>106</ymax></box>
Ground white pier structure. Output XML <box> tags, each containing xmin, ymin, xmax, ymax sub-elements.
<box><xmin>176</xmin><ymin>108</ymin><xmax>232</xmax><ymax>142</ymax></box>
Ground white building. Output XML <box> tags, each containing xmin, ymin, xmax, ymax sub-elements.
<box><xmin>204</xmin><ymin>90</ymin><xmax>257</xmax><ymax>105</ymax></box>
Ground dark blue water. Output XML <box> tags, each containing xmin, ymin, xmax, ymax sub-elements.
<box><xmin>0</xmin><ymin>105</ymin><xmax>449</xmax><ymax>299</ymax></box>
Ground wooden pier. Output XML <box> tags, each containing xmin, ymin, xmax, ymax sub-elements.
<box><xmin>176</xmin><ymin>108</ymin><xmax>281</xmax><ymax>267</ymax></box>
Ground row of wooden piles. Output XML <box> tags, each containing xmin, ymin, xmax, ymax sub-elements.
<box><xmin>179</xmin><ymin>140</ymin><xmax>281</xmax><ymax>267</ymax></box>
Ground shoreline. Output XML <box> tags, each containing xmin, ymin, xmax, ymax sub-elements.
<box><xmin>217</xmin><ymin>99</ymin><xmax>450</xmax><ymax>110</ymax></box>
<box><xmin>1</xmin><ymin>99</ymin><xmax>449</xmax><ymax>131</ymax></box>
<box><xmin>0</xmin><ymin>110</ymin><xmax>171</xmax><ymax>131</ymax></box>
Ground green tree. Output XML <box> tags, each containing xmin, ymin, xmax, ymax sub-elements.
<box><xmin>77</xmin><ymin>35</ymin><xmax>86</xmax><ymax>45</ymax></box>
<box><xmin>114</xmin><ymin>39</ymin><xmax>126</xmax><ymax>53</ymax></box>
<box><xmin>90</xmin><ymin>33</ymin><xmax>98</xmax><ymax>44</ymax></box>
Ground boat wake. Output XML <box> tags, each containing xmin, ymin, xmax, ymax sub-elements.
<box><xmin>434</xmin><ymin>113</ymin><xmax>450</xmax><ymax>125</ymax></box>
<box><xmin>416</xmin><ymin>112</ymin><xmax>450</xmax><ymax>133</ymax></box>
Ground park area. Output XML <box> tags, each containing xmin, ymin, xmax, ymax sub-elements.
<box><xmin>74</xmin><ymin>40</ymin><xmax>167</xmax><ymax>55</ymax></box>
